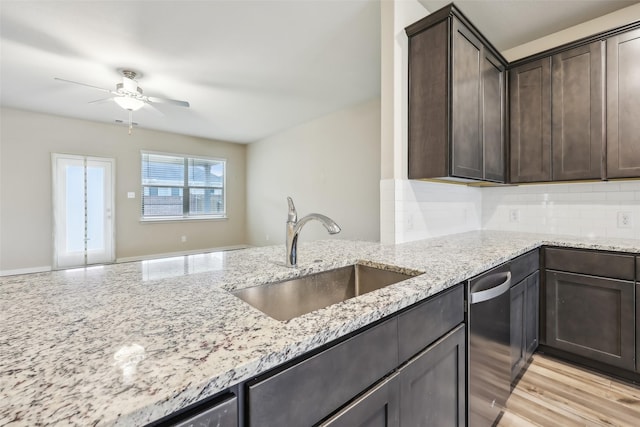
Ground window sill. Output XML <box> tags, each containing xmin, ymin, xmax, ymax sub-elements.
<box><xmin>140</xmin><ymin>216</ymin><xmax>228</xmax><ymax>223</ymax></box>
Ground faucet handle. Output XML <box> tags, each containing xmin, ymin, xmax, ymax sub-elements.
<box><xmin>286</xmin><ymin>197</ymin><xmax>297</xmax><ymax>222</ymax></box>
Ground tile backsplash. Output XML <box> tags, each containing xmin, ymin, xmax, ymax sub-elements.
<box><xmin>381</xmin><ymin>179</ymin><xmax>482</xmax><ymax>244</ymax></box>
<box><xmin>483</xmin><ymin>181</ymin><xmax>640</xmax><ymax>239</ymax></box>
<box><xmin>382</xmin><ymin>179</ymin><xmax>640</xmax><ymax>244</ymax></box>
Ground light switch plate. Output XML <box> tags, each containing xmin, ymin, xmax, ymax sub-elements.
<box><xmin>127</xmin><ymin>192</ymin><xmax>135</xmax><ymax>199</ymax></box>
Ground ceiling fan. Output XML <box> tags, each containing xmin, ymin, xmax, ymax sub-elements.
<box><xmin>54</xmin><ymin>69</ymin><xmax>190</xmax><ymax>134</ymax></box>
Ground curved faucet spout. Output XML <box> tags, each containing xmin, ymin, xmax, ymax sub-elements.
<box><xmin>285</xmin><ymin>197</ymin><xmax>341</xmax><ymax>267</ymax></box>
<box><xmin>294</xmin><ymin>213</ymin><xmax>341</xmax><ymax>235</ymax></box>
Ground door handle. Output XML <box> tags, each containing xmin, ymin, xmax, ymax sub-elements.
<box><xmin>470</xmin><ymin>272</ymin><xmax>512</xmax><ymax>304</ymax></box>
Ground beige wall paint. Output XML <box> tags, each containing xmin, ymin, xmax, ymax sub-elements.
<box><xmin>0</xmin><ymin>108</ymin><xmax>246</xmax><ymax>273</ymax></box>
<box><xmin>503</xmin><ymin>3</ymin><xmax>640</xmax><ymax>61</ymax></box>
<box><xmin>246</xmin><ymin>99</ymin><xmax>381</xmax><ymax>247</ymax></box>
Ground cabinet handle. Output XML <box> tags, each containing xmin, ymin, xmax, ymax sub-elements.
<box><xmin>470</xmin><ymin>272</ymin><xmax>512</xmax><ymax>304</ymax></box>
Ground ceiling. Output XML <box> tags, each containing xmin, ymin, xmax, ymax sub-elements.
<box><xmin>1</xmin><ymin>1</ymin><xmax>637</xmax><ymax>144</ymax></box>
<box><xmin>0</xmin><ymin>0</ymin><xmax>381</xmax><ymax>143</ymax></box>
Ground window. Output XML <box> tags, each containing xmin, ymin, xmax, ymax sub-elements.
<box><xmin>141</xmin><ymin>152</ymin><xmax>226</xmax><ymax>219</ymax></box>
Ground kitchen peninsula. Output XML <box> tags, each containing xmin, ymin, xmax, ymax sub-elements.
<box><xmin>2</xmin><ymin>231</ymin><xmax>640</xmax><ymax>425</ymax></box>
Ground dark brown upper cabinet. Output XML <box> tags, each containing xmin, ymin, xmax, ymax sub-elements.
<box><xmin>509</xmin><ymin>58</ymin><xmax>552</xmax><ymax>183</ymax></box>
<box><xmin>606</xmin><ymin>28</ymin><xmax>640</xmax><ymax>178</ymax></box>
<box><xmin>510</xmin><ymin>41</ymin><xmax>605</xmax><ymax>183</ymax></box>
<box><xmin>406</xmin><ymin>4</ymin><xmax>507</xmax><ymax>183</ymax></box>
<box><xmin>552</xmin><ymin>42</ymin><xmax>605</xmax><ymax>181</ymax></box>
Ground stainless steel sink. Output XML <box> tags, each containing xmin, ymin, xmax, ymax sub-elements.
<box><xmin>232</xmin><ymin>264</ymin><xmax>420</xmax><ymax>321</ymax></box>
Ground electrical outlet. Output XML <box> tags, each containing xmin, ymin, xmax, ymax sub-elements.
<box><xmin>181</xmin><ymin>235</ymin><xmax>187</xmax><ymax>242</ymax></box>
<box><xmin>617</xmin><ymin>212</ymin><xmax>632</xmax><ymax>228</ymax></box>
<box><xmin>509</xmin><ymin>209</ymin><xmax>520</xmax><ymax>223</ymax></box>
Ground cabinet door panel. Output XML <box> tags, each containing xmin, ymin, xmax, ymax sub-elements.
<box><xmin>524</xmin><ymin>271</ymin><xmax>540</xmax><ymax>361</ymax></box>
<box><xmin>320</xmin><ymin>374</ymin><xmax>399</xmax><ymax>427</ymax></box>
<box><xmin>607</xmin><ymin>28</ymin><xmax>640</xmax><ymax>178</ymax></box>
<box><xmin>398</xmin><ymin>285</ymin><xmax>464</xmax><ymax>363</ymax></box>
<box><xmin>510</xmin><ymin>280</ymin><xmax>526</xmax><ymax>382</ymax></box>
<box><xmin>452</xmin><ymin>19</ymin><xmax>482</xmax><ymax>179</ymax></box>
<box><xmin>399</xmin><ymin>325</ymin><xmax>466</xmax><ymax>427</ymax></box>
<box><xmin>408</xmin><ymin>21</ymin><xmax>448</xmax><ymax>179</ymax></box>
<box><xmin>483</xmin><ymin>51</ymin><xmax>505</xmax><ymax>182</ymax></box>
<box><xmin>545</xmin><ymin>247</ymin><xmax>635</xmax><ymax>281</ymax></box>
<box><xmin>637</xmin><ymin>283</ymin><xmax>640</xmax><ymax>374</ymax></box>
<box><xmin>247</xmin><ymin>318</ymin><xmax>398</xmax><ymax>427</ymax></box>
<box><xmin>173</xmin><ymin>395</ymin><xmax>237</xmax><ymax>427</ymax></box>
<box><xmin>552</xmin><ymin>41</ymin><xmax>604</xmax><ymax>180</ymax></box>
<box><xmin>545</xmin><ymin>271</ymin><xmax>635</xmax><ymax>370</ymax></box>
<box><xmin>510</xmin><ymin>58</ymin><xmax>552</xmax><ymax>183</ymax></box>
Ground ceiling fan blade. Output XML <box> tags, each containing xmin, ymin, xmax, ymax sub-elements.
<box><xmin>143</xmin><ymin>102</ymin><xmax>165</xmax><ymax>117</ymax></box>
<box><xmin>54</xmin><ymin>77</ymin><xmax>113</xmax><ymax>94</ymax></box>
<box><xmin>147</xmin><ymin>96</ymin><xmax>190</xmax><ymax>108</ymax></box>
<box><xmin>88</xmin><ymin>97</ymin><xmax>115</xmax><ymax>104</ymax></box>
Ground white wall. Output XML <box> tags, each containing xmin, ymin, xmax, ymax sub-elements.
<box><xmin>380</xmin><ymin>0</ymin><xmax>435</xmax><ymax>244</ymax></box>
<box><xmin>0</xmin><ymin>108</ymin><xmax>247</xmax><ymax>274</ymax></box>
<box><xmin>503</xmin><ymin>3</ymin><xmax>640</xmax><ymax>61</ymax></box>
<box><xmin>246</xmin><ymin>98</ymin><xmax>381</xmax><ymax>247</ymax></box>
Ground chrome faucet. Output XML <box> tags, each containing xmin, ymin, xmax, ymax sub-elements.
<box><xmin>286</xmin><ymin>197</ymin><xmax>341</xmax><ymax>267</ymax></box>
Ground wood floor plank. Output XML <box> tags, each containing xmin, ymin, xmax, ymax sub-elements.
<box><xmin>498</xmin><ymin>354</ymin><xmax>640</xmax><ymax>427</ymax></box>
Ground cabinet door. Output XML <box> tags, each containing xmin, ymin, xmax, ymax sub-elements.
<box><xmin>399</xmin><ymin>325</ymin><xmax>466</xmax><ymax>427</ymax></box>
<box><xmin>173</xmin><ymin>395</ymin><xmax>237</xmax><ymax>427</ymax></box>
<box><xmin>524</xmin><ymin>271</ymin><xmax>540</xmax><ymax>361</ymax></box>
<box><xmin>552</xmin><ymin>41</ymin><xmax>604</xmax><ymax>180</ymax></box>
<box><xmin>636</xmin><ymin>283</ymin><xmax>639</xmax><ymax>374</ymax></box>
<box><xmin>510</xmin><ymin>280</ymin><xmax>526</xmax><ymax>383</ymax></box>
<box><xmin>407</xmin><ymin>20</ymin><xmax>449</xmax><ymax>179</ymax></box>
<box><xmin>510</xmin><ymin>58</ymin><xmax>552</xmax><ymax>183</ymax></box>
<box><xmin>451</xmin><ymin>18</ymin><xmax>483</xmax><ymax>180</ymax></box>
<box><xmin>320</xmin><ymin>374</ymin><xmax>399</xmax><ymax>427</ymax></box>
<box><xmin>483</xmin><ymin>50</ymin><xmax>506</xmax><ymax>182</ymax></box>
<box><xmin>546</xmin><ymin>271</ymin><xmax>635</xmax><ymax>370</ymax></box>
<box><xmin>607</xmin><ymin>28</ymin><xmax>640</xmax><ymax>178</ymax></box>
<box><xmin>247</xmin><ymin>318</ymin><xmax>398</xmax><ymax>427</ymax></box>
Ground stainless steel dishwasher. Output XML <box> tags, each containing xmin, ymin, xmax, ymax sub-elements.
<box><xmin>468</xmin><ymin>263</ymin><xmax>512</xmax><ymax>427</ymax></box>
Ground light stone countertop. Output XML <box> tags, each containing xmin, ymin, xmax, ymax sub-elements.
<box><xmin>2</xmin><ymin>230</ymin><xmax>640</xmax><ymax>426</ymax></box>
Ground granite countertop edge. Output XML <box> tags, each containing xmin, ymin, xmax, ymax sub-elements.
<box><xmin>2</xmin><ymin>230</ymin><xmax>640</xmax><ymax>426</ymax></box>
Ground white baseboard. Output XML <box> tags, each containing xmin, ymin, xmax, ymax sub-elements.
<box><xmin>0</xmin><ymin>265</ymin><xmax>52</xmax><ymax>277</ymax></box>
<box><xmin>115</xmin><ymin>244</ymin><xmax>251</xmax><ymax>263</ymax></box>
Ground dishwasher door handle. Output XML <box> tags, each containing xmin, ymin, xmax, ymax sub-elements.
<box><xmin>470</xmin><ymin>272</ymin><xmax>512</xmax><ymax>304</ymax></box>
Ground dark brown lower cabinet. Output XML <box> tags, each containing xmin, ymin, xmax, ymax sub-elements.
<box><xmin>510</xmin><ymin>279</ymin><xmax>526</xmax><ymax>381</ymax></box>
<box><xmin>320</xmin><ymin>374</ymin><xmax>400</xmax><ymax>427</ymax></box>
<box><xmin>246</xmin><ymin>285</ymin><xmax>465</xmax><ymax>427</ymax></box>
<box><xmin>247</xmin><ymin>318</ymin><xmax>399</xmax><ymax>427</ymax></box>
<box><xmin>545</xmin><ymin>270</ymin><xmax>635</xmax><ymax>370</ymax></box>
<box><xmin>510</xmin><ymin>272</ymin><xmax>540</xmax><ymax>383</ymax></box>
<box><xmin>321</xmin><ymin>324</ymin><xmax>466</xmax><ymax>427</ymax></box>
<box><xmin>399</xmin><ymin>325</ymin><xmax>466</xmax><ymax>427</ymax></box>
<box><xmin>172</xmin><ymin>395</ymin><xmax>237</xmax><ymax>427</ymax></box>
<box><xmin>637</xmin><ymin>283</ymin><xmax>640</xmax><ymax>374</ymax></box>
<box><xmin>524</xmin><ymin>272</ymin><xmax>540</xmax><ymax>362</ymax></box>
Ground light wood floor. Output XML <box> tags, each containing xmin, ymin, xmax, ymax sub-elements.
<box><xmin>497</xmin><ymin>354</ymin><xmax>640</xmax><ymax>427</ymax></box>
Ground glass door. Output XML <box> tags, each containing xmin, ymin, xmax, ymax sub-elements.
<box><xmin>53</xmin><ymin>154</ymin><xmax>115</xmax><ymax>269</ymax></box>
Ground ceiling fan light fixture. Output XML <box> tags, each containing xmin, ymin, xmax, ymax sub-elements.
<box><xmin>114</xmin><ymin>96</ymin><xmax>144</xmax><ymax>111</ymax></box>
